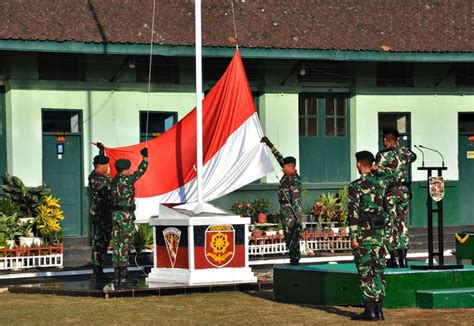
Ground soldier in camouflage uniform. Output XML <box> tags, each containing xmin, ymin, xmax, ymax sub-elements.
<box><xmin>261</xmin><ymin>136</ymin><xmax>303</xmax><ymax>265</ymax></box>
<box><xmin>374</xmin><ymin>127</ymin><xmax>417</xmax><ymax>268</ymax></box>
<box><xmin>349</xmin><ymin>150</ymin><xmax>388</xmax><ymax>321</ymax></box>
<box><xmin>110</xmin><ymin>147</ymin><xmax>148</xmax><ymax>285</ymax></box>
<box><xmin>88</xmin><ymin>142</ymin><xmax>112</xmax><ymax>282</ymax></box>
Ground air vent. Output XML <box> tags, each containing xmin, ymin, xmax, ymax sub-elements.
<box><xmin>203</xmin><ymin>57</ymin><xmax>259</xmax><ymax>86</ymax></box>
<box><xmin>455</xmin><ymin>63</ymin><xmax>474</xmax><ymax>87</ymax></box>
<box><xmin>377</xmin><ymin>62</ymin><xmax>414</xmax><ymax>87</ymax></box>
<box><xmin>38</xmin><ymin>53</ymin><xmax>85</xmax><ymax>81</ymax></box>
<box><xmin>136</xmin><ymin>55</ymin><xmax>179</xmax><ymax>84</ymax></box>
<box><xmin>298</xmin><ymin>61</ymin><xmax>351</xmax><ymax>84</ymax></box>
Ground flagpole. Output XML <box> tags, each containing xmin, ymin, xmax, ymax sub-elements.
<box><xmin>195</xmin><ymin>0</ymin><xmax>203</xmax><ymax>205</ymax></box>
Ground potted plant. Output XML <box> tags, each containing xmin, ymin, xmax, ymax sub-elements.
<box><xmin>253</xmin><ymin>198</ymin><xmax>272</xmax><ymax>224</ymax></box>
<box><xmin>337</xmin><ymin>187</ymin><xmax>350</xmax><ymax>234</ymax></box>
<box><xmin>133</xmin><ymin>223</ymin><xmax>154</xmax><ymax>266</ymax></box>
<box><xmin>0</xmin><ymin>212</ymin><xmax>21</xmax><ymax>249</ymax></box>
<box><xmin>230</xmin><ymin>200</ymin><xmax>255</xmax><ymax>219</ymax></box>
<box><xmin>34</xmin><ymin>195</ymin><xmax>64</xmax><ymax>245</ymax></box>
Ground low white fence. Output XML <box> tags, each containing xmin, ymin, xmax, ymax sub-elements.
<box><xmin>248</xmin><ymin>231</ymin><xmax>351</xmax><ymax>256</ymax></box>
<box><xmin>0</xmin><ymin>246</ymin><xmax>64</xmax><ymax>270</ymax></box>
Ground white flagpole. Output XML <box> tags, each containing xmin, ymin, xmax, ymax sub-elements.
<box><xmin>195</xmin><ymin>0</ymin><xmax>203</xmax><ymax>205</ymax></box>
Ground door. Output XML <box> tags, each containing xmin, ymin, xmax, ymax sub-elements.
<box><xmin>42</xmin><ymin>110</ymin><xmax>83</xmax><ymax>236</ymax></box>
<box><xmin>378</xmin><ymin>113</ymin><xmax>411</xmax><ymax>150</ymax></box>
<box><xmin>299</xmin><ymin>94</ymin><xmax>350</xmax><ymax>182</ymax></box>
<box><xmin>0</xmin><ymin>86</ymin><xmax>6</xmax><ymax>179</ymax></box>
<box><xmin>458</xmin><ymin>113</ymin><xmax>474</xmax><ymax>225</ymax></box>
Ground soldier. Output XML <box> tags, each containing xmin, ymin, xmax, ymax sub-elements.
<box><xmin>349</xmin><ymin>151</ymin><xmax>387</xmax><ymax>321</ymax></box>
<box><xmin>110</xmin><ymin>147</ymin><xmax>148</xmax><ymax>286</ymax></box>
<box><xmin>374</xmin><ymin>127</ymin><xmax>417</xmax><ymax>268</ymax></box>
<box><xmin>88</xmin><ymin>142</ymin><xmax>112</xmax><ymax>282</ymax></box>
<box><xmin>261</xmin><ymin>136</ymin><xmax>303</xmax><ymax>265</ymax></box>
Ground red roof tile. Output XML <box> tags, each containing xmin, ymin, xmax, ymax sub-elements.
<box><xmin>0</xmin><ymin>0</ymin><xmax>472</xmax><ymax>52</ymax></box>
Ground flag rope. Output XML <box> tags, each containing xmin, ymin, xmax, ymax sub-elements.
<box><xmin>230</xmin><ymin>0</ymin><xmax>239</xmax><ymax>50</ymax></box>
<box><xmin>145</xmin><ymin>0</ymin><xmax>157</xmax><ymax>144</ymax></box>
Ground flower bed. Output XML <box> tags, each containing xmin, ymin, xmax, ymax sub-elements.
<box><xmin>0</xmin><ymin>245</ymin><xmax>63</xmax><ymax>270</ymax></box>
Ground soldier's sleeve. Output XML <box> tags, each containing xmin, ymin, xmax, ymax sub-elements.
<box><xmin>129</xmin><ymin>158</ymin><xmax>149</xmax><ymax>184</ymax></box>
<box><xmin>347</xmin><ymin>182</ymin><xmax>360</xmax><ymax>239</ymax></box>
<box><xmin>271</xmin><ymin>147</ymin><xmax>285</xmax><ymax>166</ymax></box>
<box><xmin>290</xmin><ymin>179</ymin><xmax>303</xmax><ymax>221</ymax></box>
<box><xmin>408</xmin><ymin>148</ymin><xmax>417</xmax><ymax>163</ymax></box>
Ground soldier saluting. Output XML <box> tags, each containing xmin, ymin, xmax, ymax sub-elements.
<box><xmin>261</xmin><ymin>136</ymin><xmax>303</xmax><ymax>265</ymax></box>
<box><xmin>88</xmin><ymin>142</ymin><xmax>112</xmax><ymax>283</ymax></box>
<box><xmin>110</xmin><ymin>147</ymin><xmax>148</xmax><ymax>286</ymax></box>
<box><xmin>374</xmin><ymin>127</ymin><xmax>417</xmax><ymax>268</ymax></box>
<box><xmin>349</xmin><ymin>151</ymin><xmax>388</xmax><ymax>321</ymax></box>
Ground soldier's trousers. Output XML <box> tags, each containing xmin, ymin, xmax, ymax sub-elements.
<box><xmin>353</xmin><ymin>229</ymin><xmax>386</xmax><ymax>303</ymax></box>
<box><xmin>111</xmin><ymin>210</ymin><xmax>135</xmax><ymax>268</ymax></box>
<box><xmin>280</xmin><ymin>211</ymin><xmax>301</xmax><ymax>259</ymax></box>
<box><xmin>91</xmin><ymin>215</ymin><xmax>112</xmax><ymax>268</ymax></box>
<box><xmin>385</xmin><ymin>188</ymin><xmax>409</xmax><ymax>251</ymax></box>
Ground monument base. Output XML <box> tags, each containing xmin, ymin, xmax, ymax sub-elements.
<box><xmin>147</xmin><ymin>267</ymin><xmax>256</xmax><ymax>285</ymax></box>
<box><xmin>146</xmin><ymin>203</ymin><xmax>256</xmax><ymax>286</ymax></box>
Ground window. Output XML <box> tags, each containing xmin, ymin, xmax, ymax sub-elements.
<box><xmin>38</xmin><ymin>53</ymin><xmax>85</xmax><ymax>81</ymax></box>
<box><xmin>42</xmin><ymin>110</ymin><xmax>81</xmax><ymax>133</ymax></box>
<box><xmin>299</xmin><ymin>96</ymin><xmax>318</xmax><ymax>136</ymax></box>
<box><xmin>140</xmin><ymin>111</ymin><xmax>177</xmax><ymax>142</ymax></box>
<box><xmin>455</xmin><ymin>63</ymin><xmax>474</xmax><ymax>87</ymax></box>
<box><xmin>459</xmin><ymin>113</ymin><xmax>474</xmax><ymax>133</ymax></box>
<box><xmin>325</xmin><ymin>98</ymin><xmax>347</xmax><ymax>136</ymax></box>
<box><xmin>378</xmin><ymin>113</ymin><xmax>410</xmax><ymax>134</ymax></box>
<box><xmin>377</xmin><ymin>62</ymin><xmax>414</xmax><ymax>87</ymax></box>
<box><xmin>136</xmin><ymin>56</ymin><xmax>179</xmax><ymax>83</ymax></box>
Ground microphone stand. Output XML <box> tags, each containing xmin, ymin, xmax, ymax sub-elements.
<box><xmin>413</xmin><ymin>145</ymin><xmax>461</xmax><ymax>270</ymax></box>
<box><xmin>413</xmin><ymin>145</ymin><xmax>425</xmax><ymax>167</ymax></box>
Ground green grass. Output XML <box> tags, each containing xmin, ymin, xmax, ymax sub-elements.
<box><xmin>1</xmin><ymin>290</ymin><xmax>474</xmax><ymax>325</ymax></box>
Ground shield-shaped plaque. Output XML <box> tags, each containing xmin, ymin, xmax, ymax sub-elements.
<box><xmin>204</xmin><ymin>225</ymin><xmax>235</xmax><ymax>268</ymax></box>
<box><xmin>429</xmin><ymin>176</ymin><xmax>445</xmax><ymax>202</ymax></box>
<box><xmin>163</xmin><ymin>227</ymin><xmax>181</xmax><ymax>268</ymax></box>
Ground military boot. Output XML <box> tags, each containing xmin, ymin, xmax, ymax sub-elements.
<box><xmin>351</xmin><ymin>301</ymin><xmax>376</xmax><ymax>321</ymax></box>
<box><xmin>113</xmin><ymin>267</ymin><xmax>127</xmax><ymax>287</ymax></box>
<box><xmin>374</xmin><ymin>302</ymin><xmax>385</xmax><ymax>321</ymax></box>
<box><xmin>398</xmin><ymin>249</ymin><xmax>408</xmax><ymax>268</ymax></box>
<box><xmin>290</xmin><ymin>255</ymin><xmax>300</xmax><ymax>266</ymax></box>
<box><xmin>93</xmin><ymin>265</ymin><xmax>111</xmax><ymax>282</ymax></box>
<box><xmin>386</xmin><ymin>250</ymin><xmax>400</xmax><ymax>268</ymax></box>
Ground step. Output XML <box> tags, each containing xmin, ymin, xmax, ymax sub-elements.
<box><xmin>417</xmin><ymin>288</ymin><xmax>474</xmax><ymax>309</ymax></box>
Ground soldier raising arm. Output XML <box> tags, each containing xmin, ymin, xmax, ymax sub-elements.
<box><xmin>261</xmin><ymin>136</ymin><xmax>303</xmax><ymax>265</ymax></box>
<box><xmin>110</xmin><ymin>147</ymin><xmax>148</xmax><ymax>287</ymax></box>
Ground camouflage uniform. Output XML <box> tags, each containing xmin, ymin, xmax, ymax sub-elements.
<box><xmin>375</xmin><ymin>145</ymin><xmax>416</xmax><ymax>251</ymax></box>
<box><xmin>348</xmin><ymin>172</ymin><xmax>387</xmax><ymax>303</ymax></box>
<box><xmin>88</xmin><ymin>170</ymin><xmax>112</xmax><ymax>270</ymax></box>
<box><xmin>110</xmin><ymin>159</ymin><xmax>148</xmax><ymax>269</ymax></box>
<box><xmin>271</xmin><ymin>147</ymin><xmax>303</xmax><ymax>263</ymax></box>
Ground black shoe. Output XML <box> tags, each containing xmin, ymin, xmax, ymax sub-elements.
<box><xmin>374</xmin><ymin>302</ymin><xmax>385</xmax><ymax>321</ymax></box>
<box><xmin>351</xmin><ymin>301</ymin><xmax>376</xmax><ymax>321</ymax></box>
<box><xmin>114</xmin><ymin>267</ymin><xmax>138</xmax><ymax>288</ymax></box>
<box><xmin>398</xmin><ymin>249</ymin><xmax>408</xmax><ymax>268</ymax></box>
<box><xmin>290</xmin><ymin>256</ymin><xmax>300</xmax><ymax>265</ymax></box>
<box><xmin>386</xmin><ymin>250</ymin><xmax>400</xmax><ymax>268</ymax></box>
<box><xmin>91</xmin><ymin>266</ymin><xmax>111</xmax><ymax>283</ymax></box>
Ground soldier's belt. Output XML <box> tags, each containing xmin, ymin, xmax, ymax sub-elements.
<box><xmin>359</xmin><ymin>214</ymin><xmax>385</xmax><ymax>230</ymax></box>
<box><xmin>113</xmin><ymin>206</ymin><xmax>135</xmax><ymax>212</ymax></box>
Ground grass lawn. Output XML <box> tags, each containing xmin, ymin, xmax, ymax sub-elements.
<box><xmin>1</xmin><ymin>290</ymin><xmax>474</xmax><ymax>325</ymax></box>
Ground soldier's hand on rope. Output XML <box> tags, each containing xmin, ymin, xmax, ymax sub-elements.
<box><xmin>261</xmin><ymin>136</ymin><xmax>273</xmax><ymax>148</ymax></box>
<box><xmin>351</xmin><ymin>238</ymin><xmax>359</xmax><ymax>249</ymax></box>
<box><xmin>140</xmin><ymin>147</ymin><xmax>148</xmax><ymax>157</ymax></box>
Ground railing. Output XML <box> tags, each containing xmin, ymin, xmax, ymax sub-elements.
<box><xmin>248</xmin><ymin>230</ymin><xmax>351</xmax><ymax>256</ymax></box>
<box><xmin>0</xmin><ymin>246</ymin><xmax>64</xmax><ymax>270</ymax></box>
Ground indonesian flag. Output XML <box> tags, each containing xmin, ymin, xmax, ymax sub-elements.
<box><xmin>105</xmin><ymin>51</ymin><xmax>274</xmax><ymax>222</ymax></box>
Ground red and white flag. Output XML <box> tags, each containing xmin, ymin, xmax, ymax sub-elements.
<box><xmin>105</xmin><ymin>51</ymin><xmax>273</xmax><ymax>222</ymax></box>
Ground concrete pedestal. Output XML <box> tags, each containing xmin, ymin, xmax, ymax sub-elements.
<box><xmin>146</xmin><ymin>203</ymin><xmax>256</xmax><ymax>285</ymax></box>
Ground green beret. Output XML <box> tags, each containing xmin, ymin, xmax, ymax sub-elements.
<box><xmin>382</xmin><ymin>127</ymin><xmax>400</xmax><ymax>138</ymax></box>
<box><xmin>93</xmin><ymin>155</ymin><xmax>109</xmax><ymax>165</ymax></box>
<box><xmin>115</xmin><ymin>159</ymin><xmax>131</xmax><ymax>171</ymax></box>
<box><xmin>355</xmin><ymin>150</ymin><xmax>375</xmax><ymax>164</ymax></box>
<box><xmin>282</xmin><ymin>156</ymin><xmax>296</xmax><ymax>165</ymax></box>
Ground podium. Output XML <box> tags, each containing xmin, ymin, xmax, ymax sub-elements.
<box><xmin>146</xmin><ymin>203</ymin><xmax>257</xmax><ymax>285</ymax></box>
<box><xmin>412</xmin><ymin>166</ymin><xmax>463</xmax><ymax>270</ymax></box>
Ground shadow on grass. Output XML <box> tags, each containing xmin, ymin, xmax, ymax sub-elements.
<box><xmin>243</xmin><ymin>289</ymin><xmax>360</xmax><ymax>318</ymax></box>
